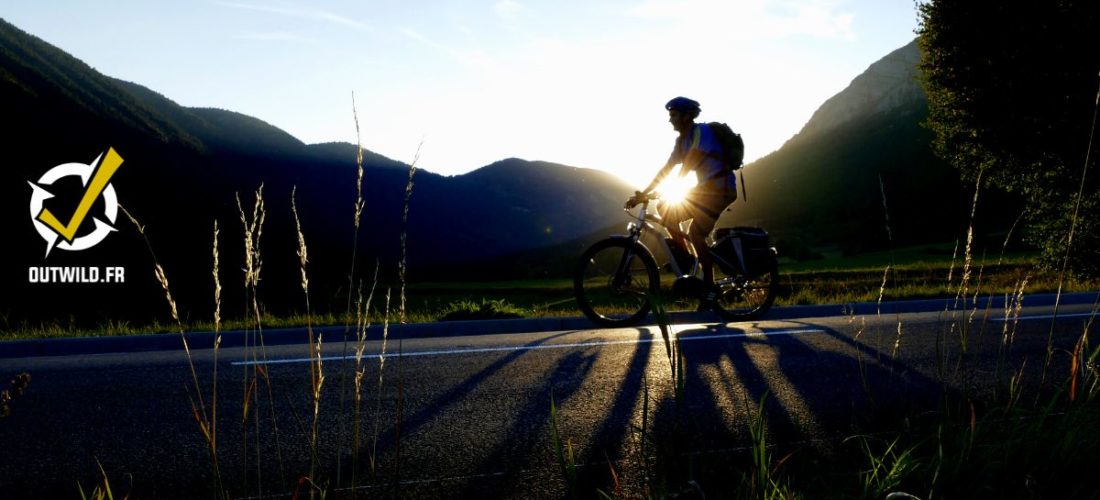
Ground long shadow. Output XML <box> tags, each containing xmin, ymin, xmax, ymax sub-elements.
<box><xmin>650</xmin><ymin>323</ymin><xmax>805</xmax><ymax>448</ymax></box>
<box><xmin>454</xmin><ymin>347</ymin><xmax>600</xmax><ymax>498</ymax></box>
<box><xmin>571</xmin><ymin>327</ymin><xmax>656</xmax><ymax>491</ymax></box>
<box><xmin>636</xmin><ymin>319</ymin><xmax>961</xmax><ymax>494</ymax></box>
<box><xmin>437</xmin><ymin>326</ymin><xmax>663</xmax><ymax>498</ymax></box>
<box><xmin>453</xmin><ymin>326</ymin><xmax>671</xmax><ymax>497</ymax></box>
<box><xmin>794</xmin><ymin>320</ymin><xmax>965</xmax><ymax>417</ymax></box>
<box><xmin>346</xmin><ymin>330</ymin><xmax>577</xmax><ymax>483</ymax></box>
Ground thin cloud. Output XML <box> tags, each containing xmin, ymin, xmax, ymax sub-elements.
<box><xmin>494</xmin><ymin>0</ymin><xmax>526</xmax><ymax>19</ymax></box>
<box><xmin>630</xmin><ymin>0</ymin><xmax>855</xmax><ymax>41</ymax></box>
<box><xmin>235</xmin><ymin>31</ymin><xmax>320</xmax><ymax>45</ymax></box>
<box><xmin>401</xmin><ymin>28</ymin><xmax>502</xmax><ymax>73</ymax></box>
<box><xmin>218</xmin><ymin>2</ymin><xmax>372</xmax><ymax>31</ymax></box>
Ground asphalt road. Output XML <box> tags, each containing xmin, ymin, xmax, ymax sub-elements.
<box><xmin>0</xmin><ymin>295</ymin><xmax>1096</xmax><ymax>499</ymax></box>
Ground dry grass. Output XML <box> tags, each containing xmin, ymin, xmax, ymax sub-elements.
<box><xmin>118</xmin><ymin>203</ymin><xmax>225</xmax><ymax>497</ymax></box>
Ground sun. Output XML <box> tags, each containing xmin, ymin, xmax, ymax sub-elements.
<box><xmin>656</xmin><ymin>174</ymin><xmax>696</xmax><ymax>205</ymax></box>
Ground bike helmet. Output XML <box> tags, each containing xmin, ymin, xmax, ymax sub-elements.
<box><xmin>665</xmin><ymin>96</ymin><xmax>701</xmax><ymax>114</ymax></box>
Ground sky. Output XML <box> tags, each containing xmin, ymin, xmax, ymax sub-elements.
<box><xmin>3</xmin><ymin>1</ymin><xmax>920</xmax><ymax>187</ymax></box>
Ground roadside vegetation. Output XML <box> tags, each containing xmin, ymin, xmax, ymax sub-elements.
<box><xmin>3</xmin><ymin>247</ymin><xmax>1096</xmax><ymax>341</ymax></box>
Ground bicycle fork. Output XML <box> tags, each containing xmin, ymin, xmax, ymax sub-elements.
<box><xmin>611</xmin><ymin>247</ymin><xmax>636</xmax><ymax>289</ymax></box>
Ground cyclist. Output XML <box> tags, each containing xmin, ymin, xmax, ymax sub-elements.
<box><xmin>626</xmin><ymin>96</ymin><xmax>738</xmax><ymax>302</ymax></box>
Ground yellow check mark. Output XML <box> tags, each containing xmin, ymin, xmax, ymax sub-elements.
<box><xmin>36</xmin><ymin>148</ymin><xmax>124</xmax><ymax>243</ymax></box>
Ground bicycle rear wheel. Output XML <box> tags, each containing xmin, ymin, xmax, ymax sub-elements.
<box><xmin>710</xmin><ymin>251</ymin><xmax>778</xmax><ymax>321</ymax></box>
<box><xmin>574</xmin><ymin>238</ymin><xmax>660</xmax><ymax>327</ymax></box>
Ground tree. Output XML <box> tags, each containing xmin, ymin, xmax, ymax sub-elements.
<box><xmin>917</xmin><ymin>0</ymin><xmax>1100</xmax><ymax>276</ymax></box>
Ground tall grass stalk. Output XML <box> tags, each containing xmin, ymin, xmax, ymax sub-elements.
<box><xmin>213</xmin><ymin>220</ymin><xmax>222</xmax><ymax>334</ymax></box>
<box><xmin>848</xmin><ymin>435</ymin><xmax>919</xmax><ymax>500</ymax></box>
<box><xmin>1068</xmin><ymin>298</ymin><xmax>1100</xmax><ymax>403</ymax></box>
<box><xmin>209</xmin><ymin>218</ymin><xmax>223</xmax><ymax>496</ymax></box>
<box><xmin>979</xmin><ymin>211</ymin><xmax>1025</xmax><ymax>380</ymax></box>
<box><xmin>878</xmin><ymin>174</ymin><xmax>894</xmax><ymax>244</ymax></box>
<box><xmin>351</xmin><ymin>280</ymin><xmax>367</xmax><ymax>491</ymax></box>
<box><xmin>649</xmin><ymin>293</ymin><xmax>686</xmax><ymax>405</ymax></box>
<box><xmin>649</xmin><ymin>294</ymin><xmax>675</xmax><ymax>373</ymax></box>
<box><xmin>399</xmin><ymin>142</ymin><xmax>423</xmax><ymax>324</ymax></box>
<box><xmin>393</xmin><ymin>339</ymin><xmax>406</xmax><ymax>488</ymax></box>
<box><xmin>875</xmin><ymin>264</ymin><xmax>896</xmax><ymax>360</ymax></box>
<box><xmin>348</xmin><ymin>91</ymin><xmax>367</xmax><ymax>304</ymax></box>
<box><xmin>949</xmin><ymin>169</ymin><xmax>984</xmax><ymax>360</ymax></box>
<box><xmin>352</xmin><ymin>262</ymin><xmax>379</xmax><ymax>491</ymax></box>
<box><xmin>995</xmin><ymin>276</ymin><xmax>1030</xmax><ymax>401</ymax></box>
<box><xmin>119</xmin><ymin>204</ymin><xmax>224</xmax><ymax>496</ymax></box>
<box><xmin>369</xmin><ymin>288</ymin><xmax>393</xmax><ymax>477</ymax></box>
<box><xmin>77</xmin><ymin>459</ymin><xmax>127</xmax><ymax>500</ymax></box>
<box><xmin>878</xmin><ymin>174</ymin><xmax>906</xmax><ymax>362</ymax></box>
<box><xmin>1081</xmin><ymin>335</ymin><xmax>1100</xmax><ymax>404</ymax></box>
<box><xmin>293</xmin><ymin>187</ymin><xmax>325</xmax><ymax>494</ymax></box>
<box><xmin>954</xmin><ymin>169</ymin><xmax>982</xmax><ymax>311</ymax></box>
<box><xmin>744</xmin><ymin>393</ymin><xmax>794</xmax><ymax>500</ymax></box>
<box><xmin>850</xmin><ymin>314</ymin><xmax>878</xmax><ymax>403</ymax></box>
<box><xmin>236</xmin><ymin>188</ymin><xmax>261</xmax><ymax>492</ymax></box>
<box><xmin>638</xmin><ymin>374</ymin><xmax>651</xmax><ymax>495</ymax></box>
<box><xmin>236</xmin><ymin>185</ymin><xmax>267</xmax><ymax>334</ymax></box>
<box><xmin>945</xmin><ymin>239</ymin><xmax>959</xmax><ymax>290</ymax></box>
<box><xmin>236</xmin><ymin>185</ymin><xmax>287</xmax><ymax>493</ymax></box>
<box><xmin>550</xmin><ymin>392</ymin><xmax>579</xmax><ymax>499</ymax></box>
<box><xmin>338</xmin><ymin>91</ymin><xmax>369</xmax><ymax>488</ymax></box>
<box><xmin>1042</xmin><ymin>75</ymin><xmax>1100</xmax><ymax>386</ymax></box>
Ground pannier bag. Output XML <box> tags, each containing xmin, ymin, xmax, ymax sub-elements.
<box><xmin>712</xmin><ymin>227</ymin><xmax>773</xmax><ymax>278</ymax></box>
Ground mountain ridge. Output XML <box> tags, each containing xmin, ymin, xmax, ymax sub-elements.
<box><xmin>0</xmin><ymin>16</ymin><xmax>634</xmax><ymax>324</ymax></box>
<box><xmin>794</xmin><ymin>39</ymin><xmax>923</xmax><ymax>140</ymax></box>
<box><xmin>725</xmin><ymin>36</ymin><xmax>1016</xmax><ymax>255</ymax></box>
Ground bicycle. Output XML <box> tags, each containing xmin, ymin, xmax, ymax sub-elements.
<box><xmin>573</xmin><ymin>191</ymin><xmax>778</xmax><ymax>327</ymax></box>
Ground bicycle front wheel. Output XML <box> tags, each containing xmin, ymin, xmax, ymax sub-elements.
<box><xmin>711</xmin><ymin>251</ymin><xmax>778</xmax><ymax>322</ymax></box>
<box><xmin>573</xmin><ymin>238</ymin><xmax>660</xmax><ymax>327</ymax></box>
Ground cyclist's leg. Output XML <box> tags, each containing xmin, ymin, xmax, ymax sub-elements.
<box><xmin>684</xmin><ymin>190</ymin><xmax>736</xmax><ymax>286</ymax></box>
<box><xmin>689</xmin><ymin>218</ymin><xmax>716</xmax><ymax>283</ymax></box>
<box><xmin>659</xmin><ymin>201</ymin><xmax>693</xmax><ymax>255</ymax></box>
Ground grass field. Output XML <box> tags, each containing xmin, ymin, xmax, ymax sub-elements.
<box><xmin>3</xmin><ymin>243</ymin><xmax>1096</xmax><ymax>341</ymax></box>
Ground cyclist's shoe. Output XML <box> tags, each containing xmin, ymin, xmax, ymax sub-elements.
<box><xmin>696</xmin><ymin>282</ymin><xmax>722</xmax><ymax>311</ymax></box>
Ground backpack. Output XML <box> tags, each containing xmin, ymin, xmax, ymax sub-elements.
<box><xmin>706</xmin><ymin>122</ymin><xmax>744</xmax><ymax>171</ymax></box>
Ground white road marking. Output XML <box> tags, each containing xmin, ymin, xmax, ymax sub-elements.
<box><xmin>991</xmin><ymin>311</ymin><xmax>1097</xmax><ymax>322</ymax></box>
<box><xmin>231</xmin><ymin>327</ymin><xmax>827</xmax><ymax>366</ymax></box>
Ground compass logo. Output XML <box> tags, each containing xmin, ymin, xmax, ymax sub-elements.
<box><xmin>27</xmin><ymin>148</ymin><xmax>123</xmax><ymax>258</ymax></box>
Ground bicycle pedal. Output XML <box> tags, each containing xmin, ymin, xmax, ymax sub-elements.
<box><xmin>672</xmin><ymin>276</ymin><xmax>706</xmax><ymax>297</ymax></box>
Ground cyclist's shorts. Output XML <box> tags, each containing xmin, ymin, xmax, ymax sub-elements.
<box><xmin>660</xmin><ymin>187</ymin><xmax>736</xmax><ymax>237</ymax></box>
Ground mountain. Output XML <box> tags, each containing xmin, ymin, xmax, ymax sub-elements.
<box><xmin>0</xmin><ymin>18</ymin><xmax>633</xmax><ymax>325</ymax></box>
<box><xmin>723</xmin><ymin>38</ymin><xmax>1018</xmax><ymax>255</ymax></box>
<box><xmin>795</xmin><ymin>41</ymin><xmax>924</xmax><ymax>137</ymax></box>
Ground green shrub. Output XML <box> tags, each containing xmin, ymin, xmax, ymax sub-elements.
<box><xmin>437</xmin><ymin>298</ymin><xmax>525</xmax><ymax>321</ymax></box>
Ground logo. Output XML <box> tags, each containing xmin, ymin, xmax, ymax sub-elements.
<box><xmin>28</xmin><ymin>148</ymin><xmax>123</xmax><ymax>258</ymax></box>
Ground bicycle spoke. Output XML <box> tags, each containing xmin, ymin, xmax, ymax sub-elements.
<box><xmin>574</xmin><ymin>239</ymin><xmax>658</xmax><ymax>326</ymax></box>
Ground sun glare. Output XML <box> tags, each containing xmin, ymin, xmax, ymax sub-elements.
<box><xmin>656</xmin><ymin>174</ymin><xmax>696</xmax><ymax>205</ymax></box>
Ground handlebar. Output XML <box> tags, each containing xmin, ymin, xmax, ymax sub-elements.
<box><xmin>624</xmin><ymin>191</ymin><xmax>666</xmax><ymax>230</ymax></box>
<box><xmin>625</xmin><ymin>190</ymin><xmax>661</xmax><ymax>210</ymax></box>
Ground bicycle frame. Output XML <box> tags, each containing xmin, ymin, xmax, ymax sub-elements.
<box><xmin>622</xmin><ymin>197</ymin><xmax>744</xmax><ymax>287</ymax></box>
<box><xmin>575</xmin><ymin>193</ymin><xmax>777</xmax><ymax>325</ymax></box>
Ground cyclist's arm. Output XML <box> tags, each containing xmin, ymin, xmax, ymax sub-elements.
<box><xmin>641</xmin><ymin>159</ymin><xmax>677</xmax><ymax>195</ymax></box>
<box><xmin>641</xmin><ymin>140</ymin><xmax>686</xmax><ymax>195</ymax></box>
